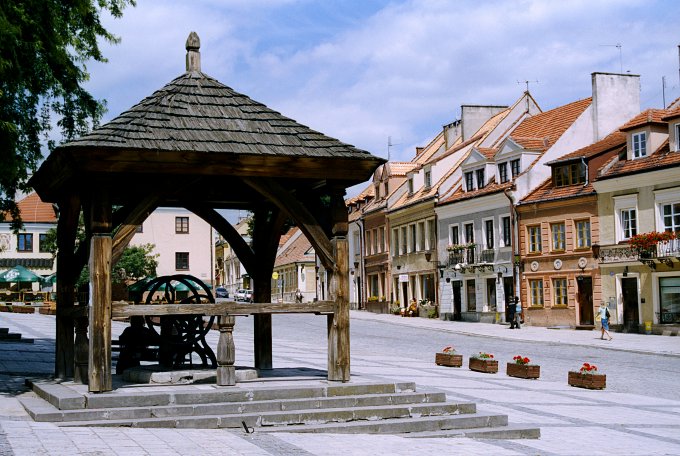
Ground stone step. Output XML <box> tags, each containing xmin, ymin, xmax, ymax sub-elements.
<box><xmin>260</xmin><ymin>412</ymin><xmax>508</xmax><ymax>434</ymax></box>
<box><xmin>404</xmin><ymin>424</ymin><xmax>541</xmax><ymax>439</ymax></box>
<box><xmin>0</xmin><ymin>327</ymin><xmax>8</xmax><ymax>335</ymax></box>
<box><xmin>54</xmin><ymin>403</ymin><xmax>489</xmax><ymax>430</ymax></box>
<box><xmin>0</xmin><ymin>332</ymin><xmax>32</xmax><ymax>342</ymax></box>
<box><xmin>21</xmin><ymin>391</ymin><xmax>452</xmax><ymax>423</ymax></box>
<box><xmin>29</xmin><ymin>380</ymin><xmax>417</xmax><ymax>410</ymax></box>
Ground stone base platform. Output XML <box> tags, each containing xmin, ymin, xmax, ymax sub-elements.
<box><xmin>122</xmin><ymin>365</ymin><xmax>258</xmax><ymax>384</ymax></box>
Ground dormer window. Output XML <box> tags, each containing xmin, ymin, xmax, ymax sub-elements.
<box><xmin>510</xmin><ymin>159</ymin><xmax>521</xmax><ymax>178</ymax></box>
<box><xmin>499</xmin><ymin>162</ymin><xmax>509</xmax><ymax>183</ymax></box>
<box><xmin>374</xmin><ymin>184</ymin><xmax>380</xmax><ymax>199</ymax></box>
<box><xmin>553</xmin><ymin>162</ymin><xmax>585</xmax><ymax>187</ymax></box>
<box><xmin>383</xmin><ymin>181</ymin><xmax>388</xmax><ymax>196</ymax></box>
<box><xmin>675</xmin><ymin>124</ymin><xmax>680</xmax><ymax>151</ymax></box>
<box><xmin>464</xmin><ymin>171</ymin><xmax>474</xmax><ymax>191</ymax></box>
<box><xmin>424</xmin><ymin>170</ymin><xmax>432</xmax><ymax>189</ymax></box>
<box><xmin>632</xmin><ymin>132</ymin><xmax>647</xmax><ymax>159</ymax></box>
<box><xmin>475</xmin><ymin>169</ymin><xmax>485</xmax><ymax>189</ymax></box>
<box><xmin>408</xmin><ymin>177</ymin><xmax>414</xmax><ymax>194</ymax></box>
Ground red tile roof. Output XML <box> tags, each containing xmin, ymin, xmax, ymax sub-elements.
<box><xmin>476</xmin><ymin>147</ymin><xmax>497</xmax><ymax>159</ymax></box>
<box><xmin>4</xmin><ymin>192</ymin><xmax>57</xmax><ymax>223</ymax></box>
<box><xmin>597</xmin><ymin>140</ymin><xmax>680</xmax><ymax>180</ymax></box>
<box><xmin>619</xmin><ymin>109</ymin><xmax>668</xmax><ymax>131</ymax></box>
<box><xmin>509</xmin><ymin>98</ymin><xmax>592</xmax><ymax>152</ymax></box>
<box><xmin>438</xmin><ymin>179</ymin><xmax>513</xmax><ymax>205</ymax></box>
<box><xmin>548</xmin><ymin>131</ymin><xmax>626</xmax><ymax>164</ymax></box>
<box><xmin>520</xmin><ymin>177</ymin><xmax>596</xmax><ymax>205</ymax></box>
<box><xmin>661</xmin><ymin>106</ymin><xmax>680</xmax><ymax>121</ymax></box>
<box><xmin>274</xmin><ymin>229</ymin><xmax>314</xmax><ymax>267</ymax></box>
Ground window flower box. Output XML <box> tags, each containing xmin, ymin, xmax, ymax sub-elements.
<box><xmin>469</xmin><ymin>353</ymin><xmax>498</xmax><ymax>373</ymax></box>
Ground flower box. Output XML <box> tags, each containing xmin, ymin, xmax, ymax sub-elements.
<box><xmin>469</xmin><ymin>357</ymin><xmax>498</xmax><ymax>374</ymax></box>
<box><xmin>507</xmin><ymin>362</ymin><xmax>540</xmax><ymax>379</ymax></box>
<box><xmin>568</xmin><ymin>371</ymin><xmax>606</xmax><ymax>389</ymax></box>
<box><xmin>435</xmin><ymin>352</ymin><xmax>463</xmax><ymax>367</ymax></box>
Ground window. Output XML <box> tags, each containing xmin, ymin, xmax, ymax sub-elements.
<box><xmin>528</xmin><ymin>225</ymin><xmax>542</xmax><ymax>253</ymax></box>
<box><xmin>466</xmin><ymin>280</ymin><xmax>476</xmax><ymax>312</ymax></box>
<box><xmin>529</xmin><ymin>279</ymin><xmax>544</xmax><ymax>306</ymax></box>
<box><xmin>659</xmin><ymin>277</ymin><xmax>680</xmax><ymax>323</ymax></box>
<box><xmin>676</xmin><ymin>124</ymin><xmax>680</xmax><ymax>151</ymax></box>
<box><xmin>465</xmin><ymin>172</ymin><xmax>474</xmax><ymax>191</ymax></box>
<box><xmin>475</xmin><ymin>168</ymin><xmax>485</xmax><ymax>189</ymax></box>
<box><xmin>553</xmin><ymin>278</ymin><xmax>567</xmax><ymax>306</ymax></box>
<box><xmin>400</xmin><ymin>227</ymin><xmax>407</xmax><ymax>255</ymax></box>
<box><xmin>408</xmin><ymin>177</ymin><xmax>414</xmax><ymax>194</ymax></box>
<box><xmin>379</xmin><ymin>227</ymin><xmax>385</xmax><ymax>253</ymax></box>
<box><xmin>39</xmin><ymin>233</ymin><xmax>49</xmax><ymax>253</ymax></box>
<box><xmin>17</xmin><ymin>233</ymin><xmax>33</xmax><ymax>252</ymax></box>
<box><xmin>510</xmin><ymin>159</ymin><xmax>521</xmax><ymax>178</ymax></box>
<box><xmin>175</xmin><ymin>216</ymin><xmax>189</xmax><ymax>234</ymax></box>
<box><xmin>554</xmin><ymin>162</ymin><xmax>586</xmax><ymax>187</ymax></box>
<box><xmin>464</xmin><ymin>223</ymin><xmax>474</xmax><ymax>244</ymax></box>
<box><xmin>502</xmin><ymin>216</ymin><xmax>511</xmax><ymax>247</ymax></box>
<box><xmin>175</xmin><ymin>252</ymin><xmax>189</xmax><ymax>270</ymax></box>
<box><xmin>392</xmin><ymin>228</ymin><xmax>399</xmax><ymax>257</ymax></box>
<box><xmin>365</xmin><ymin>230</ymin><xmax>372</xmax><ymax>256</ymax></box>
<box><xmin>427</xmin><ymin>219</ymin><xmax>436</xmax><ymax>251</ymax></box>
<box><xmin>499</xmin><ymin>162</ymin><xmax>508</xmax><ymax>183</ymax></box>
<box><xmin>632</xmin><ymin>132</ymin><xmax>647</xmax><ymax>158</ymax></box>
<box><xmin>417</xmin><ymin>221</ymin><xmax>425</xmax><ymax>251</ymax></box>
<box><xmin>424</xmin><ymin>170</ymin><xmax>432</xmax><ymax>188</ymax></box>
<box><xmin>450</xmin><ymin>225</ymin><xmax>459</xmax><ymax>245</ymax></box>
<box><xmin>383</xmin><ymin>182</ymin><xmax>388</xmax><ymax>196</ymax></box>
<box><xmin>662</xmin><ymin>202</ymin><xmax>680</xmax><ymax>233</ymax></box>
<box><xmin>620</xmin><ymin>208</ymin><xmax>637</xmax><ymax>240</ymax></box>
<box><xmin>135</xmin><ymin>224</ymin><xmax>143</xmax><ymax>233</ymax></box>
<box><xmin>484</xmin><ymin>219</ymin><xmax>494</xmax><ymax>249</ymax></box>
<box><xmin>551</xmin><ymin>223</ymin><xmax>565</xmax><ymax>251</ymax></box>
<box><xmin>374</xmin><ymin>184</ymin><xmax>380</xmax><ymax>199</ymax></box>
<box><xmin>409</xmin><ymin>224</ymin><xmax>416</xmax><ymax>252</ymax></box>
<box><xmin>576</xmin><ymin>220</ymin><xmax>591</xmax><ymax>248</ymax></box>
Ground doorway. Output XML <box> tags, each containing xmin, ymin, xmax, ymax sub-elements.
<box><xmin>503</xmin><ymin>277</ymin><xmax>513</xmax><ymax>322</ymax></box>
<box><xmin>621</xmin><ymin>277</ymin><xmax>639</xmax><ymax>332</ymax></box>
<box><xmin>486</xmin><ymin>278</ymin><xmax>497</xmax><ymax>312</ymax></box>
<box><xmin>577</xmin><ymin>276</ymin><xmax>593</xmax><ymax>325</ymax></box>
<box><xmin>452</xmin><ymin>281</ymin><xmax>462</xmax><ymax>320</ymax></box>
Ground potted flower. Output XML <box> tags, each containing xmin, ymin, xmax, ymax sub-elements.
<box><xmin>469</xmin><ymin>352</ymin><xmax>498</xmax><ymax>373</ymax></box>
<box><xmin>629</xmin><ymin>231</ymin><xmax>677</xmax><ymax>258</ymax></box>
<box><xmin>507</xmin><ymin>355</ymin><xmax>540</xmax><ymax>379</ymax></box>
<box><xmin>568</xmin><ymin>362</ymin><xmax>606</xmax><ymax>389</ymax></box>
<box><xmin>435</xmin><ymin>346</ymin><xmax>462</xmax><ymax>367</ymax></box>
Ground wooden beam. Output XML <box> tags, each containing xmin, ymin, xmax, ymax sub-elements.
<box><xmin>243</xmin><ymin>178</ymin><xmax>335</xmax><ymax>270</ymax></box>
<box><xmin>88</xmin><ymin>235</ymin><xmax>112</xmax><ymax>392</ymax></box>
<box><xmin>111</xmin><ymin>301</ymin><xmax>336</xmax><ymax>317</ymax></box>
<box><xmin>55</xmin><ymin>192</ymin><xmax>80</xmax><ymax>379</ymax></box>
<box><xmin>111</xmin><ymin>196</ymin><xmax>160</xmax><ymax>265</ymax></box>
<box><xmin>186</xmin><ymin>206</ymin><xmax>256</xmax><ymax>277</ymax></box>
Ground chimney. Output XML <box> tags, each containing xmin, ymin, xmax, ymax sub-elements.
<box><xmin>186</xmin><ymin>31</ymin><xmax>201</xmax><ymax>73</ymax></box>
<box><xmin>461</xmin><ymin>105</ymin><xmax>508</xmax><ymax>141</ymax></box>
<box><xmin>591</xmin><ymin>72</ymin><xmax>640</xmax><ymax>141</ymax></box>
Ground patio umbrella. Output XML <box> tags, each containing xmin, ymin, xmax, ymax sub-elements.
<box><xmin>0</xmin><ymin>265</ymin><xmax>43</xmax><ymax>283</ymax></box>
<box><xmin>127</xmin><ymin>277</ymin><xmax>154</xmax><ymax>292</ymax></box>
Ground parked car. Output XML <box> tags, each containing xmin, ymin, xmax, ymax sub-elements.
<box><xmin>244</xmin><ymin>289</ymin><xmax>253</xmax><ymax>302</ymax></box>
<box><xmin>215</xmin><ymin>287</ymin><xmax>229</xmax><ymax>299</ymax></box>
<box><xmin>235</xmin><ymin>289</ymin><xmax>253</xmax><ymax>302</ymax></box>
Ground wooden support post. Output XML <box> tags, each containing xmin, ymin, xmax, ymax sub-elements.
<box><xmin>328</xmin><ymin>237</ymin><xmax>350</xmax><ymax>381</ymax></box>
<box><xmin>55</xmin><ymin>192</ymin><xmax>80</xmax><ymax>379</ymax></box>
<box><xmin>88</xmin><ymin>234</ymin><xmax>112</xmax><ymax>392</ymax></box>
<box><xmin>73</xmin><ymin>317</ymin><xmax>89</xmax><ymax>383</ymax></box>
<box><xmin>216</xmin><ymin>315</ymin><xmax>236</xmax><ymax>386</ymax></box>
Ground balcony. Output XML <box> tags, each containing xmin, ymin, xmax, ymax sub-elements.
<box><xmin>594</xmin><ymin>239</ymin><xmax>680</xmax><ymax>268</ymax></box>
<box><xmin>446</xmin><ymin>246</ymin><xmax>496</xmax><ymax>272</ymax></box>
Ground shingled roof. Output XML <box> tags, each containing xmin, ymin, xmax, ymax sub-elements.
<box><xmin>30</xmin><ymin>32</ymin><xmax>384</xmax><ymax>204</ymax></box>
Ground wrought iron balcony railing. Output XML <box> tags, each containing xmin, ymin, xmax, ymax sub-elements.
<box><xmin>594</xmin><ymin>239</ymin><xmax>680</xmax><ymax>268</ymax></box>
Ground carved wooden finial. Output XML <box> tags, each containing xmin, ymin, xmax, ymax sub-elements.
<box><xmin>185</xmin><ymin>32</ymin><xmax>201</xmax><ymax>72</ymax></box>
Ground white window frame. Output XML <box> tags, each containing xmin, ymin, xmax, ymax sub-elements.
<box><xmin>426</xmin><ymin>218</ymin><xmax>436</xmax><ymax>251</ymax></box>
<box><xmin>500</xmin><ymin>215</ymin><xmax>512</xmax><ymax>248</ymax></box>
<box><xmin>400</xmin><ymin>226</ymin><xmax>408</xmax><ymax>255</ymax></box>
<box><xmin>416</xmin><ymin>221</ymin><xmax>425</xmax><ymax>252</ymax></box>
<box><xmin>632</xmin><ymin>132</ymin><xmax>647</xmax><ymax>159</ymax></box>
<box><xmin>675</xmin><ymin>123</ymin><xmax>680</xmax><ymax>152</ymax></box>
<box><xmin>498</xmin><ymin>162</ymin><xmax>508</xmax><ymax>183</ymax></box>
<box><xmin>409</xmin><ymin>224</ymin><xmax>416</xmax><ymax>253</ymax></box>
<box><xmin>654</xmin><ymin>187</ymin><xmax>680</xmax><ymax>233</ymax></box>
<box><xmin>483</xmin><ymin>217</ymin><xmax>495</xmax><ymax>250</ymax></box>
<box><xmin>614</xmin><ymin>194</ymin><xmax>639</xmax><ymax>242</ymax></box>
<box><xmin>464</xmin><ymin>171</ymin><xmax>474</xmax><ymax>191</ymax></box>
<box><xmin>392</xmin><ymin>228</ymin><xmax>399</xmax><ymax>257</ymax></box>
<box><xmin>408</xmin><ymin>177</ymin><xmax>414</xmax><ymax>194</ymax></box>
<box><xmin>449</xmin><ymin>223</ymin><xmax>460</xmax><ymax>246</ymax></box>
<box><xmin>575</xmin><ymin>219</ymin><xmax>591</xmax><ymax>249</ymax></box>
<box><xmin>424</xmin><ymin>169</ymin><xmax>432</xmax><ymax>189</ymax></box>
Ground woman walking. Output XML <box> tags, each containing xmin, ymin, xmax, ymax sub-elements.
<box><xmin>598</xmin><ymin>302</ymin><xmax>613</xmax><ymax>340</ymax></box>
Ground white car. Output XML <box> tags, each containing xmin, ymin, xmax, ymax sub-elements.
<box><xmin>235</xmin><ymin>289</ymin><xmax>252</xmax><ymax>302</ymax></box>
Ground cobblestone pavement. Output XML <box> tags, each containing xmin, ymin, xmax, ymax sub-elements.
<box><xmin>1</xmin><ymin>311</ymin><xmax>679</xmax><ymax>455</ymax></box>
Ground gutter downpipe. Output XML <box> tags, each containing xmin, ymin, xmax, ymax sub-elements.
<box><xmin>503</xmin><ymin>184</ymin><xmax>518</xmax><ymax>324</ymax></box>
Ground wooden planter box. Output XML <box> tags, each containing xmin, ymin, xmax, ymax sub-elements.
<box><xmin>435</xmin><ymin>352</ymin><xmax>463</xmax><ymax>367</ymax></box>
<box><xmin>568</xmin><ymin>371</ymin><xmax>606</xmax><ymax>389</ymax></box>
<box><xmin>0</xmin><ymin>305</ymin><xmax>35</xmax><ymax>314</ymax></box>
<box><xmin>506</xmin><ymin>362</ymin><xmax>540</xmax><ymax>379</ymax></box>
<box><xmin>469</xmin><ymin>357</ymin><xmax>498</xmax><ymax>373</ymax></box>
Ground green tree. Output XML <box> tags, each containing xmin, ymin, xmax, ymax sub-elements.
<box><xmin>114</xmin><ymin>243</ymin><xmax>158</xmax><ymax>283</ymax></box>
<box><xmin>0</xmin><ymin>0</ymin><xmax>134</xmax><ymax>230</ymax></box>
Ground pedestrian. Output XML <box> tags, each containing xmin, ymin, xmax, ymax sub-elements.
<box><xmin>295</xmin><ymin>289</ymin><xmax>303</xmax><ymax>303</ymax></box>
<box><xmin>598</xmin><ymin>302</ymin><xmax>613</xmax><ymax>340</ymax></box>
<box><xmin>507</xmin><ymin>298</ymin><xmax>517</xmax><ymax>329</ymax></box>
<box><xmin>116</xmin><ymin>316</ymin><xmax>159</xmax><ymax>374</ymax></box>
<box><xmin>514</xmin><ymin>297</ymin><xmax>522</xmax><ymax>329</ymax></box>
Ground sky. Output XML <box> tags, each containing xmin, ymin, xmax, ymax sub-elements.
<box><xmin>86</xmin><ymin>0</ymin><xmax>680</xmax><ymax>198</ymax></box>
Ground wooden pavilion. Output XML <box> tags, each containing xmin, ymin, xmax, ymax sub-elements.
<box><xmin>29</xmin><ymin>32</ymin><xmax>384</xmax><ymax>393</ymax></box>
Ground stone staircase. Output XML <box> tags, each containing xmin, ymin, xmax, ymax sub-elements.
<box><xmin>20</xmin><ymin>380</ymin><xmax>539</xmax><ymax>439</ymax></box>
<box><xmin>0</xmin><ymin>327</ymin><xmax>33</xmax><ymax>343</ymax></box>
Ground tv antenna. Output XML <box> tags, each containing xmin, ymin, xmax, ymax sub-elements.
<box><xmin>517</xmin><ymin>80</ymin><xmax>539</xmax><ymax>93</ymax></box>
<box><xmin>600</xmin><ymin>43</ymin><xmax>623</xmax><ymax>73</ymax></box>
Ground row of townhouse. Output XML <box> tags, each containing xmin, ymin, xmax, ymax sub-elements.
<box><xmin>349</xmin><ymin>72</ymin><xmax>680</xmax><ymax>332</ymax></box>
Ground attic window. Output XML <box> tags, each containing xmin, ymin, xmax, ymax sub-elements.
<box><xmin>424</xmin><ymin>170</ymin><xmax>432</xmax><ymax>189</ymax></box>
<box><xmin>375</xmin><ymin>184</ymin><xmax>380</xmax><ymax>199</ymax></box>
<box><xmin>632</xmin><ymin>132</ymin><xmax>647</xmax><ymax>159</ymax></box>
<box><xmin>510</xmin><ymin>159</ymin><xmax>521</xmax><ymax>178</ymax></box>
<box><xmin>475</xmin><ymin>169</ymin><xmax>485</xmax><ymax>189</ymax></box>
<box><xmin>675</xmin><ymin>123</ymin><xmax>680</xmax><ymax>151</ymax></box>
<box><xmin>499</xmin><ymin>162</ymin><xmax>509</xmax><ymax>183</ymax></box>
<box><xmin>408</xmin><ymin>177</ymin><xmax>414</xmax><ymax>194</ymax></box>
<box><xmin>553</xmin><ymin>162</ymin><xmax>585</xmax><ymax>187</ymax></box>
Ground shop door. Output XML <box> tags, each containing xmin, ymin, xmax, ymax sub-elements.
<box><xmin>503</xmin><ymin>277</ymin><xmax>514</xmax><ymax>322</ymax></box>
<box><xmin>578</xmin><ymin>277</ymin><xmax>594</xmax><ymax>325</ymax></box>
<box><xmin>452</xmin><ymin>282</ymin><xmax>462</xmax><ymax>320</ymax></box>
<box><xmin>621</xmin><ymin>277</ymin><xmax>639</xmax><ymax>332</ymax></box>
<box><xmin>486</xmin><ymin>278</ymin><xmax>497</xmax><ymax>312</ymax></box>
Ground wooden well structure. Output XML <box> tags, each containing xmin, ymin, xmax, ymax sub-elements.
<box><xmin>29</xmin><ymin>32</ymin><xmax>384</xmax><ymax>392</ymax></box>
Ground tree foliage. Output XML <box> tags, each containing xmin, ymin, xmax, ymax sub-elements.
<box><xmin>0</xmin><ymin>0</ymin><xmax>134</xmax><ymax>229</ymax></box>
<box><xmin>114</xmin><ymin>243</ymin><xmax>158</xmax><ymax>282</ymax></box>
